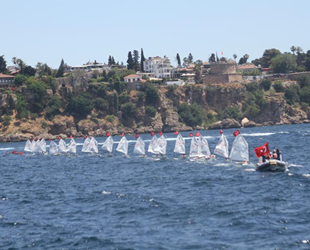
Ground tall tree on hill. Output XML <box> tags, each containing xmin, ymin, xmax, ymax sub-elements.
<box><xmin>127</xmin><ymin>51</ymin><xmax>134</xmax><ymax>70</ymax></box>
<box><xmin>12</xmin><ymin>57</ymin><xmax>26</xmax><ymax>74</ymax></box>
<box><xmin>290</xmin><ymin>46</ymin><xmax>297</xmax><ymax>55</ymax></box>
<box><xmin>209</xmin><ymin>53</ymin><xmax>216</xmax><ymax>63</ymax></box>
<box><xmin>216</xmin><ymin>52</ymin><xmax>219</xmax><ymax>62</ymax></box>
<box><xmin>233</xmin><ymin>54</ymin><xmax>237</xmax><ymax>62</ymax></box>
<box><xmin>0</xmin><ymin>55</ymin><xmax>7</xmax><ymax>73</ymax></box>
<box><xmin>112</xmin><ymin>57</ymin><xmax>115</xmax><ymax>65</ymax></box>
<box><xmin>133</xmin><ymin>50</ymin><xmax>140</xmax><ymax>71</ymax></box>
<box><xmin>188</xmin><ymin>53</ymin><xmax>193</xmax><ymax>64</ymax></box>
<box><xmin>140</xmin><ymin>48</ymin><xmax>145</xmax><ymax>72</ymax></box>
<box><xmin>108</xmin><ymin>55</ymin><xmax>112</xmax><ymax>66</ymax></box>
<box><xmin>56</xmin><ymin>59</ymin><xmax>65</xmax><ymax>78</ymax></box>
<box><xmin>176</xmin><ymin>53</ymin><xmax>181</xmax><ymax>66</ymax></box>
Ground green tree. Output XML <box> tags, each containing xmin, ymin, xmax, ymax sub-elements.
<box><xmin>260</xmin><ymin>79</ymin><xmax>271</xmax><ymax>91</ymax></box>
<box><xmin>16</xmin><ymin>95</ymin><xmax>30</xmax><ymax>119</ymax></box>
<box><xmin>260</xmin><ymin>48</ymin><xmax>281</xmax><ymax>68</ymax></box>
<box><xmin>145</xmin><ymin>106</ymin><xmax>156</xmax><ymax>117</ymax></box>
<box><xmin>145</xmin><ymin>83</ymin><xmax>160</xmax><ymax>106</ymax></box>
<box><xmin>218</xmin><ymin>106</ymin><xmax>242</xmax><ymax>121</ymax></box>
<box><xmin>209</xmin><ymin>53</ymin><xmax>216</xmax><ymax>63</ymax></box>
<box><xmin>284</xmin><ymin>85</ymin><xmax>300</xmax><ymax>104</ymax></box>
<box><xmin>26</xmin><ymin>78</ymin><xmax>47</xmax><ymax>113</ymax></box>
<box><xmin>188</xmin><ymin>53</ymin><xmax>193</xmax><ymax>64</ymax></box>
<box><xmin>12</xmin><ymin>57</ymin><xmax>27</xmax><ymax>75</ymax></box>
<box><xmin>300</xmin><ymin>87</ymin><xmax>310</xmax><ymax>104</ymax></box>
<box><xmin>127</xmin><ymin>51</ymin><xmax>134</xmax><ymax>70</ymax></box>
<box><xmin>0</xmin><ymin>55</ymin><xmax>8</xmax><ymax>73</ymax></box>
<box><xmin>67</xmin><ymin>92</ymin><xmax>94</xmax><ymax>117</ymax></box>
<box><xmin>14</xmin><ymin>74</ymin><xmax>27</xmax><ymax>86</ymax></box>
<box><xmin>176</xmin><ymin>53</ymin><xmax>181</xmax><ymax>66</ymax></box>
<box><xmin>194</xmin><ymin>60</ymin><xmax>203</xmax><ymax>83</ymax></box>
<box><xmin>270</xmin><ymin>53</ymin><xmax>297</xmax><ymax>73</ymax></box>
<box><xmin>233</xmin><ymin>54</ymin><xmax>237</xmax><ymax>62</ymax></box>
<box><xmin>56</xmin><ymin>59</ymin><xmax>65</xmax><ymax>78</ymax></box>
<box><xmin>178</xmin><ymin>102</ymin><xmax>203</xmax><ymax>127</ymax></box>
<box><xmin>121</xmin><ymin>102</ymin><xmax>136</xmax><ymax>119</ymax></box>
<box><xmin>140</xmin><ymin>48</ymin><xmax>145</xmax><ymax>72</ymax></box>
<box><xmin>45</xmin><ymin>96</ymin><xmax>62</xmax><ymax>119</ymax></box>
<box><xmin>273</xmin><ymin>81</ymin><xmax>285</xmax><ymax>92</ymax></box>
<box><xmin>24</xmin><ymin>65</ymin><xmax>36</xmax><ymax>76</ymax></box>
<box><xmin>290</xmin><ymin>46</ymin><xmax>297</xmax><ymax>55</ymax></box>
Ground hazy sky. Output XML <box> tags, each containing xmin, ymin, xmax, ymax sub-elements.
<box><xmin>2</xmin><ymin>0</ymin><xmax>309</xmax><ymax>69</ymax></box>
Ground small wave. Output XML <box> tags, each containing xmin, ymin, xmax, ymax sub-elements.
<box><xmin>289</xmin><ymin>164</ymin><xmax>303</xmax><ymax>168</ymax></box>
<box><xmin>302</xmin><ymin>174</ymin><xmax>310</xmax><ymax>178</ymax></box>
<box><xmin>244</xmin><ymin>168</ymin><xmax>256</xmax><ymax>172</ymax></box>
<box><xmin>213</xmin><ymin>163</ymin><xmax>230</xmax><ymax>167</ymax></box>
<box><xmin>0</xmin><ymin>147</ymin><xmax>15</xmax><ymax>151</ymax></box>
<box><xmin>242</xmin><ymin>132</ymin><xmax>275</xmax><ymax>137</ymax></box>
<box><xmin>101</xmin><ymin>191</ymin><xmax>111</xmax><ymax>195</ymax></box>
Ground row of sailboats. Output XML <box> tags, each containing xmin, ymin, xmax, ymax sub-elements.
<box><xmin>23</xmin><ymin>130</ymin><xmax>249</xmax><ymax>163</ymax></box>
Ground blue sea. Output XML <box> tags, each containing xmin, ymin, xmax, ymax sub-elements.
<box><xmin>1</xmin><ymin>124</ymin><xmax>310</xmax><ymax>249</ymax></box>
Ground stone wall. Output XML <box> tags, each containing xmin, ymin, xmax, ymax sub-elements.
<box><xmin>203</xmin><ymin>74</ymin><xmax>242</xmax><ymax>84</ymax></box>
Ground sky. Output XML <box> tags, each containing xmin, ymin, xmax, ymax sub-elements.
<box><xmin>2</xmin><ymin>0</ymin><xmax>310</xmax><ymax>69</ymax></box>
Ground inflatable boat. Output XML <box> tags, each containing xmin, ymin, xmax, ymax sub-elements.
<box><xmin>256</xmin><ymin>159</ymin><xmax>287</xmax><ymax>172</ymax></box>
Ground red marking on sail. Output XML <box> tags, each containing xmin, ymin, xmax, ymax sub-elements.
<box><xmin>83</xmin><ymin>135</ymin><xmax>87</xmax><ymax>139</ymax></box>
<box><xmin>135</xmin><ymin>134</ymin><xmax>139</xmax><ymax>138</ymax></box>
<box><xmin>254</xmin><ymin>142</ymin><xmax>270</xmax><ymax>158</ymax></box>
<box><xmin>48</xmin><ymin>138</ymin><xmax>51</xmax><ymax>141</ymax></box>
<box><xmin>150</xmin><ymin>131</ymin><xmax>155</xmax><ymax>136</ymax></box>
<box><xmin>189</xmin><ymin>133</ymin><xmax>193</xmax><ymax>137</ymax></box>
<box><xmin>159</xmin><ymin>132</ymin><xmax>163</xmax><ymax>136</ymax></box>
<box><xmin>195</xmin><ymin>132</ymin><xmax>200</xmax><ymax>137</ymax></box>
<box><xmin>174</xmin><ymin>131</ymin><xmax>179</xmax><ymax>135</ymax></box>
<box><xmin>106</xmin><ymin>132</ymin><xmax>111</xmax><ymax>137</ymax></box>
<box><xmin>120</xmin><ymin>132</ymin><xmax>124</xmax><ymax>137</ymax></box>
<box><xmin>220</xmin><ymin>129</ymin><xmax>223</xmax><ymax>134</ymax></box>
<box><xmin>70</xmin><ymin>135</ymin><xmax>73</xmax><ymax>139</ymax></box>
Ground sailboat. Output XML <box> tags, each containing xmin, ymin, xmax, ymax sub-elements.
<box><xmin>148</xmin><ymin>135</ymin><xmax>159</xmax><ymax>155</ymax></box>
<box><xmin>39</xmin><ymin>138</ymin><xmax>47</xmax><ymax>153</ymax></box>
<box><xmin>24</xmin><ymin>139</ymin><xmax>32</xmax><ymax>152</ymax></box>
<box><xmin>189</xmin><ymin>134</ymin><xmax>212</xmax><ymax>158</ymax></box>
<box><xmin>67</xmin><ymin>138</ymin><xmax>77</xmax><ymax>154</ymax></box>
<box><xmin>214</xmin><ymin>133</ymin><xmax>229</xmax><ymax>159</ymax></box>
<box><xmin>174</xmin><ymin>133</ymin><xmax>186</xmax><ymax>155</ymax></box>
<box><xmin>154</xmin><ymin>134</ymin><xmax>167</xmax><ymax>155</ymax></box>
<box><xmin>87</xmin><ymin>137</ymin><xmax>99</xmax><ymax>153</ymax></box>
<box><xmin>133</xmin><ymin>136</ymin><xmax>145</xmax><ymax>156</ymax></box>
<box><xmin>49</xmin><ymin>140</ymin><xmax>59</xmax><ymax>155</ymax></box>
<box><xmin>229</xmin><ymin>133</ymin><xmax>249</xmax><ymax>163</ymax></box>
<box><xmin>82</xmin><ymin>136</ymin><xmax>90</xmax><ymax>152</ymax></box>
<box><xmin>102</xmin><ymin>136</ymin><xmax>114</xmax><ymax>154</ymax></box>
<box><xmin>58</xmin><ymin>138</ymin><xmax>67</xmax><ymax>154</ymax></box>
<box><xmin>116</xmin><ymin>136</ymin><xmax>129</xmax><ymax>156</ymax></box>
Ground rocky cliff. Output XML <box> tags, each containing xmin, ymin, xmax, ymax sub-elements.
<box><xmin>0</xmin><ymin>84</ymin><xmax>309</xmax><ymax>142</ymax></box>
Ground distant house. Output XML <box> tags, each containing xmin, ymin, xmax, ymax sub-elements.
<box><xmin>237</xmin><ymin>63</ymin><xmax>257</xmax><ymax>74</ymax></box>
<box><xmin>0</xmin><ymin>73</ymin><xmax>15</xmax><ymax>87</ymax></box>
<box><xmin>123</xmin><ymin>74</ymin><xmax>142</xmax><ymax>83</ymax></box>
<box><xmin>143</xmin><ymin>56</ymin><xmax>174</xmax><ymax>78</ymax></box>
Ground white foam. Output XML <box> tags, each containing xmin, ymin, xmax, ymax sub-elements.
<box><xmin>289</xmin><ymin>164</ymin><xmax>303</xmax><ymax>168</ymax></box>
<box><xmin>101</xmin><ymin>191</ymin><xmax>111</xmax><ymax>195</ymax></box>
<box><xmin>244</xmin><ymin>168</ymin><xmax>256</xmax><ymax>172</ymax></box>
<box><xmin>242</xmin><ymin>132</ymin><xmax>275</xmax><ymax>137</ymax></box>
<box><xmin>302</xmin><ymin>174</ymin><xmax>310</xmax><ymax>178</ymax></box>
<box><xmin>0</xmin><ymin>147</ymin><xmax>14</xmax><ymax>151</ymax></box>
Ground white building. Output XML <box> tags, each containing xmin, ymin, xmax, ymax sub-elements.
<box><xmin>123</xmin><ymin>74</ymin><xmax>142</xmax><ymax>83</ymax></box>
<box><xmin>67</xmin><ymin>61</ymin><xmax>110</xmax><ymax>72</ymax></box>
<box><xmin>143</xmin><ymin>56</ymin><xmax>174</xmax><ymax>78</ymax></box>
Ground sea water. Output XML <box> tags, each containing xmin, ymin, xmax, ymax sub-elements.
<box><xmin>1</xmin><ymin>124</ymin><xmax>310</xmax><ymax>249</ymax></box>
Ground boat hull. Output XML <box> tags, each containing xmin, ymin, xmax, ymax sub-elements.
<box><xmin>256</xmin><ymin>160</ymin><xmax>287</xmax><ymax>172</ymax></box>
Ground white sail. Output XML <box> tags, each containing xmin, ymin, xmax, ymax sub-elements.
<box><xmin>189</xmin><ymin>136</ymin><xmax>202</xmax><ymax>157</ymax></box>
<box><xmin>24</xmin><ymin>140</ymin><xmax>32</xmax><ymax>152</ymax></box>
<box><xmin>155</xmin><ymin>135</ymin><xmax>167</xmax><ymax>155</ymax></box>
<box><xmin>148</xmin><ymin>135</ymin><xmax>158</xmax><ymax>154</ymax></box>
<box><xmin>87</xmin><ymin>137</ymin><xmax>99</xmax><ymax>153</ymax></box>
<box><xmin>32</xmin><ymin>140</ymin><xmax>41</xmax><ymax>153</ymax></box>
<box><xmin>102</xmin><ymin>136</ymin><xmax>114</xmax><ymax>153</ymax></box>
<box><xmin>133</xmin><ymin>137</ymin><xmax>145</xmax><ymax>155</ymax></box>
<box><xmin>214</xmin><ymin>134</ymin><xmax>229</xmax><ymax>158</ymax></box>
<box><xmin>67</xmin><ymin>138</ymin><xmax>77</xmax><ymax>154</ymax></box>
<box><xmin>49</xmin><ymin>141</ymin><xmax>58</xmax><ymax>155</ymax></box>
<box><xmin>174</xmin><ymin>134</ymin><xmax>186</xmax><ymax>154</ymax></box>
<box><xmin>116</xmin><ymin>136</ymin><xmax>128</xmax><ymax>155</ymax></box>
<box><xmin>58</xmin><ymin>139</ymin><xmax>67</xmax><ymax>153</ymax></box>
<box><xmin>229</xmin><ymin>134</ymin><xmax>249</xmax><ymax>162</ymax></box>
<box><xmin>201</xmin><ymin>136</ymin><xmax>211</xmax><ymax>156</ymax></box>
<box><xmin>82</xmin><ymin>137</ymin><xmax>90</xmax><ymax>152</ymax></box>
<box><xmin>39</xmin><ymin>139</ymin><xmax>47</xmax><ymax>153</ymax></box>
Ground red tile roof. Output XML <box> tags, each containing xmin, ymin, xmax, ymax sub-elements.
<box><xmin>124</xmin><ymin>74</ymin><xmax>141</xmax><ymax>79</ymax></box>
<box><xmin>0</xmin><ymin>73</ymin><xmax>15</xmax><ymax>78</ymax></box>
